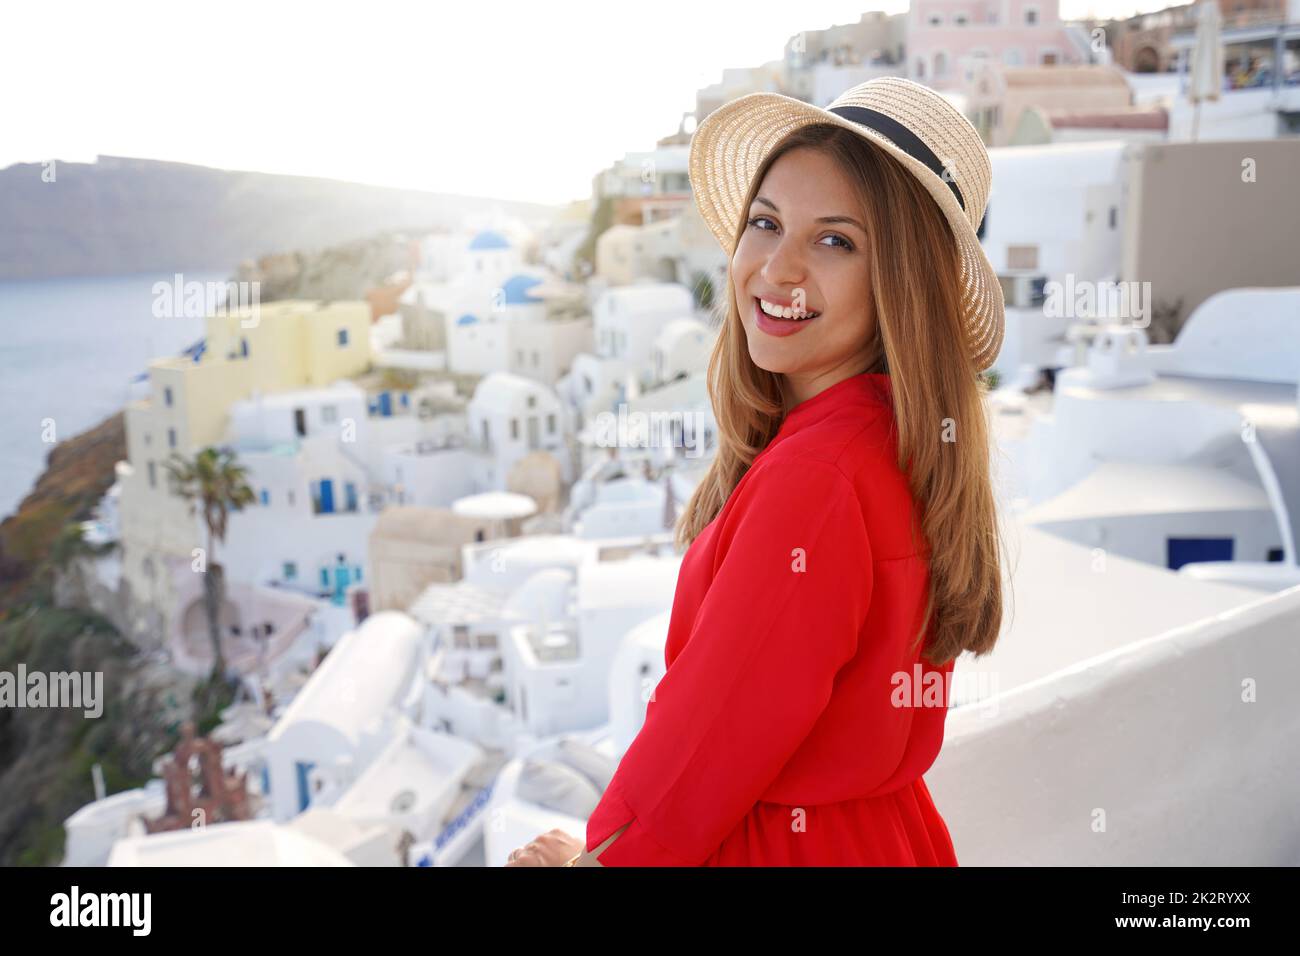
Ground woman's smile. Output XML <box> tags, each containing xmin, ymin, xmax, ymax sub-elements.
<box><xmin>752</xmin><ymin>295</ymin><xmax>823</xmax><ymax>337</ymax></box>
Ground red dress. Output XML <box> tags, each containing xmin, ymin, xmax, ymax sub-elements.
<box><xmin>584</xmin><ymin>371</ymin><xmax>959</xmax><ymax>866</ymax></box>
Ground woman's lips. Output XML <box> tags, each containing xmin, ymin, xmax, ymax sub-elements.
<box><xmin>753</xmin><ymin>297</ymin><xmax>821</xmax><ymax>337</ymax></box>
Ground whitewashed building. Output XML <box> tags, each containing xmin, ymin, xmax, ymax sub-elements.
<box><xmin>263</xmin><ymin>611</ymin><xmax>425</xmax><ymax>821</ymax></box>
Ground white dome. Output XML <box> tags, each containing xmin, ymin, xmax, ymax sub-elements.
<box><xmin>451</xmin><ymin>491</ymin><xmax>538</xmax><ymax>520</ymax></box>
<box><xmin>503</xmin><ymin>568</ymin><xmax>575</xmax><ymax>623</ymax></box>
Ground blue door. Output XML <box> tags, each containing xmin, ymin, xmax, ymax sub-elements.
<box><xmin>332</xmin><ymin>563</ymin><xmax>352</xmax><ymax>607</ymax></box>
<box><xmin>295</xmin><ymin>760</ymin><xmax>317</xmax><ymax>811</ymax></box>
<box><xmin>1167</xmin><ymin>537</ymin><xmax>1233</xmax><ymax>570</ymax></box>
<box><xmin>318</xmin><ymin>479</ymin><xmax>335</xmax><ymax>514</ymax></box>
<box><xmin>379</xmin><ymin>391</ymin><xmax>393</xmax><ymax>417</ymax></box>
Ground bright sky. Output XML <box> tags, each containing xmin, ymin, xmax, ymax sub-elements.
<box><xmin>6</xmin><ymin>0</ymin><xmax>1176</xmax><ymax>206</ymax></box>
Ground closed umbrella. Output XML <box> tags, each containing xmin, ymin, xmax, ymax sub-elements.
<box><xmin>1187</xmin><ymin>0</ymin><xmax>1224</xmax><ymax>141</ymax></box>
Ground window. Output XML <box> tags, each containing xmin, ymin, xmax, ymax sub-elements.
<box><xmin>1005</xmin><ymin>48</ymin><xmax>1023</xmax><ymax>66</ymax></box>
<box><xmin>147</xmin><ymin>461</ymin><xmax>157</xmax><ymax>488</ymax></box>
<box><xmin>163</xmin><ymin>386</ymin><xmax>173</xmax><ymax>407</ymax></box>
<box><xmin>954</xmin><ymin>13</ymin><xmax>967</xmax><ymax>25</ymax></box>
<box><xmin>527</xmin><ymin>395</ymin><xmax>536</xmax><ymax>408</ymax></box>
<box><xmin>168</xmin><ymin>428</ymin><xmax>177</xmax><ymax>449</ymax></box>
<box><xmin>510</xmin><ymin>418</ymin><xmax>519</xmax><ymax>440</ymax></box>
<box><xmin>240</xmin><ymin>337</ymin><xmax>249</xmax><ymax>358</ymax></box>
<box><xmin>260</xmin><ymin>488</ymin><xmax>270</xmax><ymax>505</ymax></box>
<box><xmin>1025</xmin><ymin>8</ymin><xmax>1039</xmax><ymax>26</ymax></box>
<box><xmin>1007</xmin><ymin>245</ymin><xmax>1040</xmax><ymax>270</ymax></box>
<box><xmin>1109</xmin><ymin>207</ymin><xmax>1118</xmax><ymax>229</ymax></box>
<box><xmin>453</xmin><ymin>624</ymin><xmax>471</xmax><ymax>649</ymax></box>
<box><xmin>337</xmin><ymin>328</ymin><xmax>349</xmax><ymax>347</ymax></box>
<box><xmin>1167</xmin><ymin>537</ymin><xmax>1232</xmax><ymax>570</ymax></box>
<box><xmin>288</xmin><ymin>490</ymin><xmax>296</xmax><ymax>507</ymax></box>
<box><xmin>283</xmin><ymin>562</ymin><xmax>297</xmax><ymax>580</ymax></box>
<box><xmin>516</xmin><ymin>349</ymin><xmax>525</xmax><ymax>365</ymax></box>
<box><xmin>547</xmin><ymin>413</ymin><xmax>556</xmax><ymax>434</ymax></box>
<box><xmin>928</xmin><ymin>14</ymin><xmax>942</xmax><ymax>26</ymax></box>
<box><xmin>322</xmin><ymin>405</ymin><xmax>338</xmax><ymax>424</ymax></box>
<box><xmin>531</xmin><ymin>350</ymin><xmax>539</xmax><ymax>367</ymax></box>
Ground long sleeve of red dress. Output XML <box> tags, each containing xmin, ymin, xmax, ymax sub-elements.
<box><xmin>585</xmin><ymin>371</ymin><xmax>959</xmax><ymax>867</ymax></box>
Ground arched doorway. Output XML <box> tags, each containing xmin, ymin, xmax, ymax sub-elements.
<box><xmin>1134</xmin><ymin>47</ymin><xmax>1160</xmax><ymax>73</ymax></box>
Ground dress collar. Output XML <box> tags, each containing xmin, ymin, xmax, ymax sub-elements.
<box><xmin>777</xmin><ymin>372</ymin><xmax>894</xmax><ymax>436</ymax></box>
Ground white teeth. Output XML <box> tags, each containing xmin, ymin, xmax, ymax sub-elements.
<box><xmin>758</xmin><ymin>298</ymin><xmax>820</xmax><ymax>320</ymax></box>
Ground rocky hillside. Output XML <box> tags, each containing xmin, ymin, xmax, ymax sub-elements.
<box><xmin>0</xmin><ymin>412</ymin><xmax>222</xmax><ymax>866</ymax></box>
<box><xmin>0</xmin><ymin>413</ymin><xmax>125</xmax><ymax>610</ymax></box>
<box><xmin>234</xmin><ymin>231</ymin><xmax>419</xmax><ymax>305</ymax></box>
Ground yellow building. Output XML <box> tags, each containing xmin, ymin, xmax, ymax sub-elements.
<box><xmin>117</xmin><ymin>301</ymin><xmax>373</xmax><ymax>647</ymax></box>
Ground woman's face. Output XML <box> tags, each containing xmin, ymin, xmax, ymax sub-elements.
<box><xmin>730</xmin><ymin>146</ymin><xmax>877</xmax><ymax>404</ymax></box>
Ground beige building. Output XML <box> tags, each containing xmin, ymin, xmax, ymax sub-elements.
<box><xmin>118</xmin><ymin>300</ymin><xmax>373</xmax><ymax>647</ymax></box>
<box><xmin>594</xmin><ymin>202</ymin><xmax>727</xmax><ymax>305</ymax></box>
<box><xmin>1120</xmin><ymin>138</ymin><xmax>1300</xmax><ymax>334</ymax></box>
<box><xmin>367</xmin><ymin>507</ymin><xmax>491</xmax><ymax>613</ymax></box>
<box><xmin>964</xmin><ymin>64</ymin><xmax>1134</xmax><ymax>147</ymax></box>
<box><xmin>1010</xmin><ymin>105</ymin><xmax>1170</xmax><ymax>145</ymax></box>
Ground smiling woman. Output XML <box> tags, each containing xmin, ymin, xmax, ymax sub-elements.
<box><xmin>732</xmin><ymin>147</ymin><xmax>880</xmax><ymax>381</ymax></box>
<box><xmin>568</xmin><ymin>77</ymin><xmax>1008</xmax><ymax>867</ymax></box>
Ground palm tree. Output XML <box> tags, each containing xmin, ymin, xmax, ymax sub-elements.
<box><xmin>164</xmin><ymin>446</ymin><xmax>256</xmax><ymax>681</ymax></box>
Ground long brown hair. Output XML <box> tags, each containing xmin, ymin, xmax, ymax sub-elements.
<box><xmin>676</xmin><ymin>122</ymin><xmax>1005</xmax><ymax>667</ymax></box>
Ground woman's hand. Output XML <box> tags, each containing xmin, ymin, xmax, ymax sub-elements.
<box><xmin>505</xmin><ymin>828</ymin><xmax>585</xmax><ymax>867</ymax></box>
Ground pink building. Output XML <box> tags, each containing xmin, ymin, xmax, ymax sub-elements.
<box><xmin>907</xmin><ymin>0</ymin><xmax>1087</xmax><ymax>90</ymax></box>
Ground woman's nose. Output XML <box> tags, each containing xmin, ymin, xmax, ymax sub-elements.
<box><xmin>760</xmin><ymin>238</ymin><xmax>807</xmax><ymax>287</ymax></box>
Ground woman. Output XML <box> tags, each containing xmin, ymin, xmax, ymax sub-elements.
<box><xmin>508</xmin><ymin>77</ymin><xmax>1006</xmax><ymax>867</ymax></box>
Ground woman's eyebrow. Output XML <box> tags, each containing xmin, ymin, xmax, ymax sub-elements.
<box><xmin>753</xmin><ymin>195</ymin><xmax>867</xmax><ymax>235</ymax></box>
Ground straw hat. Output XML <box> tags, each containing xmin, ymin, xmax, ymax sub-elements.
<box><xmin>687</xmin><ymin>76</ymin><xmax>1004</xmax><ymax>373</ymax></box>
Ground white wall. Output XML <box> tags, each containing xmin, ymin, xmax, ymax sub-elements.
<box><xmin>929</xmin><ymin>584</ymin><xmax>1300</xmax><ymax>864</ymax></box>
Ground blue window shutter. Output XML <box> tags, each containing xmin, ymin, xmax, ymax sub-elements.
<box><xmin>1167</xmin><ymin>537</ymin><xmax>1233</xmax><ymax>570</ymax></box>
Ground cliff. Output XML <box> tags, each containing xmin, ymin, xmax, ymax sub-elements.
<box><xmin>0</xmin><ymin>413</ymin><xmax>125</xmax><ymax>610</ymax></box>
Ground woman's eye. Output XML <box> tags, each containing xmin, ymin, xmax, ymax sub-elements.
<box><xmin>747</xmin><ymin>216</ymin><xmax>852</xmax><ymax>251</ymax></box>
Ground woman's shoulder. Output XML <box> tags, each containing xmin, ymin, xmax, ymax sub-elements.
<box><xmin>752</xmin><ymin>408</ymin><xmax>924</xmax><ymax>560</ymax></box>
<box><xmin>759</xmin><ymin>402</ymin><xmax>898</xmax><ymax>486</ymax></box>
